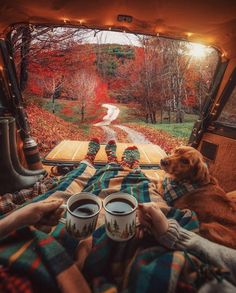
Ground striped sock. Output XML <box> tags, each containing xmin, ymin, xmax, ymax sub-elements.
<box><xmin>121</xmin><ymin>146</ymin><xmax>140</xmax><ymax>169</ymax></box>
<box><xmin>105</xmin><ymin>140</ymin><xmax>118</xmax><ymax>163</ymax></box>
<box><xmin>85</xmin><ymin>138</ymin><xmax>100</xmax><ymax>165</ymax></box>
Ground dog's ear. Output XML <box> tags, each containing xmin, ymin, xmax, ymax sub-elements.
<box><xmin>191</xmin><ymin>159</ymin><xmax>210</xmax><ymax>184</ymax></box>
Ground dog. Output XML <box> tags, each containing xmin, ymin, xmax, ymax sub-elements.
<box><xmin>160</xmin><ymin>146</ymin><xmax>236</xmax><ymax>249</ymax></box>
<box><xmin>160</xmin><ymin>146</ymin><xmax>210</xmax><ymax>184</ymax></box>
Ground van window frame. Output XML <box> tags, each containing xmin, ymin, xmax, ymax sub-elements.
<box><xmin>210</xmin><ymin>67</ymin><xmax>236</xmax><ymax>139</ymax></box>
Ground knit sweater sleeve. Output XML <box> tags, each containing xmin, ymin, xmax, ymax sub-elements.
<box><xmin>158</xmin><ymin>219</ymin><xmax>236</xmax><ymax>284</ymax></box>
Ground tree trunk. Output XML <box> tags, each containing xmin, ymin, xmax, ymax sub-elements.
<box><xmin>52</xmin><ymin>91</ymin><xmax>57</xmax><ymax>114</ymax></box>
<box><xmin>20</xmin><ymin>25</ymin><xmax>31</xmax><ymax>92</ymax></box>
<box><xmin>160</xmin><ymin>105</ymin><xmax>163</xmax><ymax>124</ymax></box>
<box><xmin>168</xmin><ymin>107</ymin><xmax>171</xmax><ymax>123</ymax></box>
<box><xmin>81</xmin><ymin>105</ymin><xmax>85</xmax><ymax>122</ymax></box>
<box><xmin>176</xmin><ymin>103</ymin><xmax>185</xmax><ymax>123</ymax></box>
<box><xmin>151</xmin><ymin>111</ymin><xmax>156</xmax><ymax>124</ymax></box>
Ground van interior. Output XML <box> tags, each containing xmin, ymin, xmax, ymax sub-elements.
<box><xmin>0</xmin><ymin>0</ymin><xmax>236</xmax><ymax>291</ymax></box>
<box><xmin>0</xmin><ymin>0</ymin><xmax>235</xmax><ymax>192</ymax></box>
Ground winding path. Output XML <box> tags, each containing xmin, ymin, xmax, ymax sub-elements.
<box><xmin>94</xmin><ymin>104</ymin><xmax>120</xmax><ymax>127</ymax></box>
<box><xmin>114</xmin><ymin>125</ymin><xmax>151</xmax><ymax>144</ymax></box>
<box><xmin>94</xmin><ymin>104</ymin><xmax>150</xmax><ymax>143</ymax></box>
<box><xmin>100</xmin><ymin>125</ymin><xmax>118</xmax><ymax>141</ymax></box>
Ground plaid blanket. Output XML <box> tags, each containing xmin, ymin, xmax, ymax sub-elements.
<box><xmin>0</xmin><ymin>265</ymin><xmax>33</xmax><ymax>293</ymax></box>
<box><xmin>162</xmin><ymin>177</ymin><xmax>199</xmax><ymax>205</ymax></box>
<box><xmin>0</xmin><ymin>225</ymin><xmax>78</xmax><ymax>292</ymax></box>
<box><xmin>0</xmin><ymin>162</ymin><xmax>204</xmax><ymax>292</ymax></box>
<box><xmin>84</xmin><ymin>208</ymin><xmax>201</xmax><ymax>293</ymax></box>
<box><xmin>0</xmin><ymin>177</ymin><xmax>58</xmax><ymax>216</ymax></box>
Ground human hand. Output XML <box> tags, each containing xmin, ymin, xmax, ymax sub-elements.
<box><xmin>137</xmin><ymin>202</ymin><xmax>169</xmax><ymax>241</ymax></box>
<box><xmin>15</xmin><ymin>199</ymin><xmax>64</xmax><ymax>229</ymax></box>
<box><xmin>75</xmin><ymin>236</ymin><xmax>93</xmax><ymax>270</ymax></box>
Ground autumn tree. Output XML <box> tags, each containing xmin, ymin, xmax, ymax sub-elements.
<box><xmin>67</xmin><ymin>70</ymin><xmax>97</xmax><ymax>122</ymax></box>
<box><xmin>11</xmin><ymin>26</ymin><xmax>91</xmax><ymax>95</ymax></box>
<box><xmin>111</xmin><ymin>37</ymin><xmax>165</xmax><ymax>123</ymax></box>
<box><xmin>10</xmin><ymin>26</ymin><xmax>218</xmax><ymax>125</ymax></box>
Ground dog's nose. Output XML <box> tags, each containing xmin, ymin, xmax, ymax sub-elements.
<box><xmin>160</xmin><ymin>159</ymin><xmax>169</xmax><ymax>167</ymax></box>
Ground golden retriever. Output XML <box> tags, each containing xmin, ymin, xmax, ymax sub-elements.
<box><xmin>160</xmin><ymin>146</ymin><xmax>236</xmax><ymax>249</ymax></box>
<box><xmin>160</xmin><ymin>146</ymin><xmax>210</xmax><ymax>184</ymax></box>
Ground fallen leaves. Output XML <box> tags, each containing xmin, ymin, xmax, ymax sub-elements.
<box><xmin>123</xmin><ymin>123</ymin><xmax>187</xmax><ymax>153</ymax></box>
<box><xmin>25</xmin><ymin>102</ymin><xmax>187</xmax><ymax>158</ymax></box>
<box><xmin>109</xmin><ymin>125</ymin><xmax>128</xmax><ymax>142</ymax></box>
<box><xmin>26</xmin><ymin>103</ymin><xmax>106</xmax><ymax>156</ymax></box>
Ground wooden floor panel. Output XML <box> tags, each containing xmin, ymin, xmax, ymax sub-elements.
<box><xmin>44</xmin><ymin>140</ymin><xmax>166</xmax><ymax>165</ymax></box>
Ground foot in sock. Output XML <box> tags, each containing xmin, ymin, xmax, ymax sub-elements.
<box><xmin>105</xmin><ymin>140</ymin><xmax>118</xmax><ymax>163</ymax></box>
<box><xmin>85</xmin><ymin>138</ymin><xmax>100</xmax><ymax>165</ymax></box>
<box><xmin>120</xmin><ymin>146</ymin><xmax>140</xmax><ymax>169</ymax></box>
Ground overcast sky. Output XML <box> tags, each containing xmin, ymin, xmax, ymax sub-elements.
<box><xmin>83</xmin><ymin>30</ymin><xmax>142</xmax><ymax>46</ymax></box>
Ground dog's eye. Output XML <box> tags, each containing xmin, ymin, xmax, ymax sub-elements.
<box><xmin>180</xmin><ymin>158</ymin><xmax>189</xmax><ymax>164</ymax></box>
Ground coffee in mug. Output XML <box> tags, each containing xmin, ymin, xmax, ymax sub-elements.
<box><xmin>70</xmin><ymin>199</ymin><xmax>100</xmax><ymax>217</ymax></box>
<box><xmin>60</xmin><ymin>192</ymin><xmax>102</xmax><ymax>239</ymax></box>
<box><xmin>104</xmin><ymin>192</ymin><xmax>138</xmax><ymax>241</ymax></box>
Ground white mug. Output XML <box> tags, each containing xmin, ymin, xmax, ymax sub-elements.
<box><xmin>103</xmin><ymin>192</ymin><xmax>138</xmax><ymax>241</ymax></box>
<box><xmin>60</xmin><ymin>192</ymin><xmax>102</xmax><ymax>239</ymax></box>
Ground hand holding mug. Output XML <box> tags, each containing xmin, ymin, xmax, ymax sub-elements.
<box><xmin>17</xmin><ymin>199</ymin><xmax>64</xmax><ymax>227</ymax></box>
<box><xmin>138</xmin><ymin>202</ymin><xmax>169</xmax><ymax>241</ymax></box>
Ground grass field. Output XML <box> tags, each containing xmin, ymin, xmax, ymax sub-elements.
<box><xmin>26</xmin><ymin>96</ymin><xmax>197</xmax><ymax>142</ymax></box>
<box><xmin>115</xmin><ymin>103</ymin><xmax>197</xmax><ymax>139</ymax></box>
<box><xmin>28</xmin><ymin>97</ymin><xmax>106</xmax><ymax>134</ymax></box>
<box><xmin>146</xmin><ymin>122</ymin><xmax>195</xmax><ymax>139</ymax></box>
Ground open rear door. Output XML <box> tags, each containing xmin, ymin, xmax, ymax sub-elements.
<box><xmin>0</xmin><ymin>39</ymin><xmax>31</xmax><ymax>139</ymax></box>
<box><xmin>191</xmin><ymin>62</ymin><xmax>236</xmax><ymax>192</ymax></box>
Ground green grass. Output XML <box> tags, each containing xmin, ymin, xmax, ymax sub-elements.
<box><xmin>37</xmin><ymin>97</ymin><xmax>107</xmax><ymax>135</ymax></box>
<box><xmin>113</xmin><ymin>103</ymin><xmax>142</xmax><ymax>124</ymax></box>
<box><xmin>115</xmin><ymin>103</ymin><xmax>197</xmax><ymax>139</ymax></box>
<box><xmin>57</xmin><ymin>113</ymin><xmax>79</xmax><ymax>123</ymax></box>
<box><xmin>78</xmin><ymin>124</ymin><xmax>90</xmax><ymax>134</ymax></box>
<box><xmin>147</xmin><ymin>122</ymin><xmax>195</xmax><ymax>138</ymax></box>
<box><xmin>43</xmin><ymin>100</ymin><xmax>63</xmax><ymax>113</ymax></box>
<box><xmin>26</xmin><ymin>96</ymin><xmax>196</xmax><ymax>139</ymax></box>
<box><xmin>114</xmin><ymin>103</ymin><xmax>198</xmax><ymax>125</ymax></box>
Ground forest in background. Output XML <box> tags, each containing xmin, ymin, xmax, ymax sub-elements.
<box><xmin>10</xmin><ymin>25</ymin><xmax>219</xmax><ymax>155</ymax></box>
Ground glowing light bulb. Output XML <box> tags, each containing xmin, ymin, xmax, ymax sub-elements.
<box><xmin>77</xmin><ymin>19</ymin><xmax>84</xmax><ymax>24</ymax></box>
<box><xmin>188</xmin><ymin>43</ymin><xmax>207</xmax><ymax>58</ymax></box>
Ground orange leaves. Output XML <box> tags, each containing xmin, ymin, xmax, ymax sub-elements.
<box><xmin>26</xmin><ymin>103</ymin><xmax>106</xmax><ymax>156</ymax></box>
<box><xmin>60</xmin><ymin>106</ymin><xmax>74</xmax><ymax>116</ymax></box>
<box><xmin>94</xmin><ymin>79</ymin><xmax>111</xmax><ymax>104</ymax></box>
<box><xmin>124</xmin><ymin>123</ymin><xmax>187</xmax><ymax>153</ymax></box>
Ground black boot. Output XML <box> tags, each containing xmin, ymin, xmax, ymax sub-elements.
<box><xmin>0</xmin><ymin>117</ymin><xmax>46</xmax><ymax>177</ymax></box>
<box><xmin>0</xmin><ymin>119</ymin><xmax>41</xmax><ymax>195</ymax></box>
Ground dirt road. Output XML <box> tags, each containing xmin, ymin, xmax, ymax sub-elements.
<box><xmin>94</xmin><ymin>104</ymin><xmax>151</xmax><ymax>143</ymax></box>
<box><xmin>94</xmin><ymin>104</ymin><xmax>120</xmax><ymax>127</ymax></box>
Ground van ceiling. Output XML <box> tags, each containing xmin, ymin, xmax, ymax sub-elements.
<box><xmin>0</xmin><ymin>0</ymin><xmax>236</xmax><ymax>58</ymax></box>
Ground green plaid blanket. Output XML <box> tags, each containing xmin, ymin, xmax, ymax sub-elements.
<box><xmin>162</xmin><ymin>177</ymin><xmax>200</xmax><ymax>205</ymax></box>
<box><xmin>0</xmin><ymin>163</ymin><xmax>201</xmax><ymax>292</ymax></box>
<box><xmin>84</xmin><ymin>208</ymin><xmax>199</xmax><ymax>293</ymax></box>
<box><xmin>0</xmin><ymin>177</ymin><xmax>58</xmax><ymax>216</ymax></box>
<box><xmin>0</xmin><ymin>225</ymin><xmax>78</xmax><ymax>292</ymax></box>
